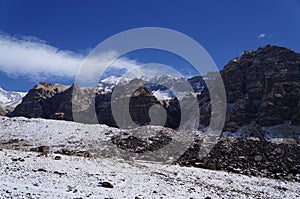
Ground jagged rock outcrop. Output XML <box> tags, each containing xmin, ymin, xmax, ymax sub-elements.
<box><xmin>95</xmin><ymin>79</ymin><xmax>163</xmax><ymax>128</ymax></box>
<box><xmin>11</xmin><ymin>80</ymin><xmax>169</xmax><ymax>128</ymax></box>
<box><xmin>226</xmin><ymin>45</ymin><xmax>300</xmax><ymax>128</ymax></box>
<box><xmin>10</xmin><ymin>82</ymin><xmax>96</xmax><ymax>122</ymax></box>
<box><xmin>162</xmin><ymin>98</ymin><xmax>181</xmax><ymax>129</ymax></box>
<box><xmin>129</xmin><ymin>86</ymin><xmax>161</xmax><ymax>125</ymax></box>
<box><xmin>10</xmin><ymin>82</ymin><xmax>69</xmax><ymax>118</ymax></box>
<box><xmin>44</xmin><ymin>83</ymin><xmax>96</xmax><ymax>122</ymax></box>
<box><xmin>199</xmin><ymin>45</ymin><xmax>300</xmax><ymax>132</ymax></box>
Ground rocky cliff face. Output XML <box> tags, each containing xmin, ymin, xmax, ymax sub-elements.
<box><xmin>95</xmin><ymin>79</ymin><xmax>164</xmax><ymax>128</ymax></box>
<box><xmin>9</xmin><ymin>82</ymin><xmax>69</xmax><ymax>118</ymax></box>
<box><xmin>199</xmin><ymin>45</ymin><xmax>300</xmax><ymax>133</ymax></box>
<box><xmin>9</xmin><ymin>82</ymin><xmax>96</xmax><ymax>122</ymax></box>
<box><xmin>11</xmin><ymin>80</ymin><xmax>169</xmax><ymax>128</ymax></box>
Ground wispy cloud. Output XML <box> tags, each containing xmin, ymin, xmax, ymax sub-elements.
<box><xmin>257</xmin><ymin>33</ymin><xmax>273</xmax><ymax>39</ymax></box>
<box><xmin>257</xmin><ymin>33</ymin><xmax>267</xmax><ymax>39</ymax></box>
<box><xmin>0</xmin><ymin>32</ymin><xmax>194</xmax><ymax>86</ymax></box>
<box><xmin>0</xmin><ymin>32</ymin><xmax>84</xmax><ymax>81</ymax></box>
<box><xmin>0</xmin><ymin>32</ymin><xmax>141</xmax><ymax>82</ymax></box>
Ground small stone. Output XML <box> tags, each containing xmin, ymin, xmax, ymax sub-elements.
<box><xmin>54</xmin><ymin>156</ymin><xmax>62</xmax><ymax>160</ymax></box>
<box><xmin>286</xmin><ymin>173</ymin><xmax>293</xmax><ymax>180</ymax></box>
<box><xmin>37</xmin><ymin>168</ymin><xmax>47</xmax><ymax>172</ymax></box>
<box><xmin>254</xmin><ymin>155</ymin><xmax>263</xmax><ymax>162</ymax></box>
<box><xmin>100</xmin><ymin>182</ymin><xmax>113</xmax><ymax>188</ymax></box>
<box><xmin>206</xmin><ymin>162</ymin><xmax>216</xmax><ymax>170</ymax></box>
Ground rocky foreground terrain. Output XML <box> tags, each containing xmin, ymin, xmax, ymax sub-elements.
<box><xmin>178</xmin><ymin>138</ymin><xmax>300</xmax><ymax>181</ymax></box>
<box><xmin>0</xmin><ymin>116</ymin><xmax>300</xmax><ymax>198</ymax></box>
<box><xmin>1</xmin><ymin>148</ymin><xmax>299</xmax><ymax>199</ymax></box>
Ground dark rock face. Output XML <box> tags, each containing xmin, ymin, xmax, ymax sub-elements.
<box><xmin>95</xmin><ymin>92</ymin><xmax>115</xmax><ymax>127</ymax></box>
<box><xmin>163</xmin><ymin>98</ymin><xmax>181</xmax><ymax>129</ymax></box>
<box><xmin>199</xmin><ymin>45</ymin><xmax>300</xmax><ymax>132</ymax></box>
<box><xmin>11</xmin><ymin>80</ymin><xmax>172</xmax><ymax>128</ymax></box>
<box><xmin>128</xmin><ymin>85</ymin><xmax>161</xmax><ymax>126</ymax></box>
<box><xmin>9</xmin><ymin>82</ymin><xmax>69</xmax><ymax>118</ymax></box>
<box><xmin>224</xmin><ymin>45</ymin><xmax>300</xmax><ymax>128</ymax></box>
<box><xmin>10</xmin><ymin>82</ymin><xmax>96</xmax><ymax>122</ymax></box>
<box><xmin>187</xmin><ymin>76</ymin><xmax>205</xmax><ymax>93</ymax></box>
<box><xmin>95</xmin><ymin>79</ymin><xmax>164</xmax><ymax>128</ymax></box>
<box><xmin>292</xmin><ymin>102</ymin><xmax>300</xmax><ymax>125</ymax></box>
<box><xmin>45</xmin><ymin>83</ymin><xmax>96</xmax><ymax>122</ymax></box>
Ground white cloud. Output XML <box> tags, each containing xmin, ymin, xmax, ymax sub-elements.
<box><xmin>75</xmin><ymin>50</ymin><xmax>143</xmax><ymax>86</ymax></box>
<box><xmin>0</xmin><ymin>33</ymin><xmax>84</xmax><ymax>81</ymax></box>
<box><xmin>0</xmin><ymin>32</ymin><xmax>193</xmax><ymax>86</ymax></box>
<box><xmin>257</xmin><ymin>33</ymin><xmax>267</xmax><ymax>39</ymax></box>
<box><xmin>0</xmin><ymin>32</ymin><xmax>141</xmax><ymax>82</ymax></box>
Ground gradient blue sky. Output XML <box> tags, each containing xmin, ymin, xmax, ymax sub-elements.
<box><xmin>0</xmin><ymin>0</ymin><xmax>300</xmax><ymax>91</ymax></box>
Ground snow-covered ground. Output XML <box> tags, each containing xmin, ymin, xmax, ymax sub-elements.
<box><xmin>0</xmin><ymin>116</ymin><xmax>300</xmax><ymax>198</ymax></box>
<box><xmin>1</xmin><ymin>149</ymin><xmax>300</xmax><ymax>199</ymax></box>
<box><xmin>0</xmin><ymin>116</ymin><xmax>121</xmax><ymax>153</ymax></box>
<box><xmin>222</xmin><ymin>122</ymin><xmax>300</xmax><ymax>144</ymax></box>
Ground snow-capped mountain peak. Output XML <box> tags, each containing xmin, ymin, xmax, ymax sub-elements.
<box><xmin>97</xmin><ymin>76</ymin><xmax>131</xmax><ymax>93</ymax></box>
<box><xmin>97</xmin><ymin>75</ymin><xmax>205</xmax><ymax>100</ymax></box>
<box><xmin>0</xmin><ymin>87</ymin><xmax>27</xmax><ymax>108</ymax></box>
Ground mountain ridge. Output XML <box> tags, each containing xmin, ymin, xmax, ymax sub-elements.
<box><xmin>7</xmin><ymin>45</ymin><xmax>300</xmax><ymax>141</ymax></box>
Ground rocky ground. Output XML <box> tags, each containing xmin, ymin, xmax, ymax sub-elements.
<box><xmin>177</xmin><ymin>138</ymin><xmax>300</xmax><ymax>181</ymax></box>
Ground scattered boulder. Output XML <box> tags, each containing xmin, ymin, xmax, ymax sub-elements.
<box><xmin>30</xmin><ymin>146</ymin><xmax>50</xmax><ymax>156</ymax></box>
<box><xmin>54</xmin><ymin>156</ymin><xmax>62</xmax><ymax>160</ymax></box>
<box><xmin>98</xmin><ymin>181</ymin><xmax>113</xmax><ymax>188</ymax></box>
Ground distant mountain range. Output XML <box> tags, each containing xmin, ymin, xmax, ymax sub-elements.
<box><xmin>4</xmin><ymin>45</ymin><xmax>300</xmax><ymax>141</ymax></box>
<box><xmin>97</xmin><ymin>75</ymin><xmax>206</xmax><ymax>100</ymax></box>
<box><xmin>0</xmin><ymin>87</ymin><xmax>26</xmax><ymax>114</ymax></box>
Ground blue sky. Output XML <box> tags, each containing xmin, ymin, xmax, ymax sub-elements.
<box><xmin>0</xmin><ymin>0</ymin><xmax>300</xmax><ymax>91</ymax></box>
